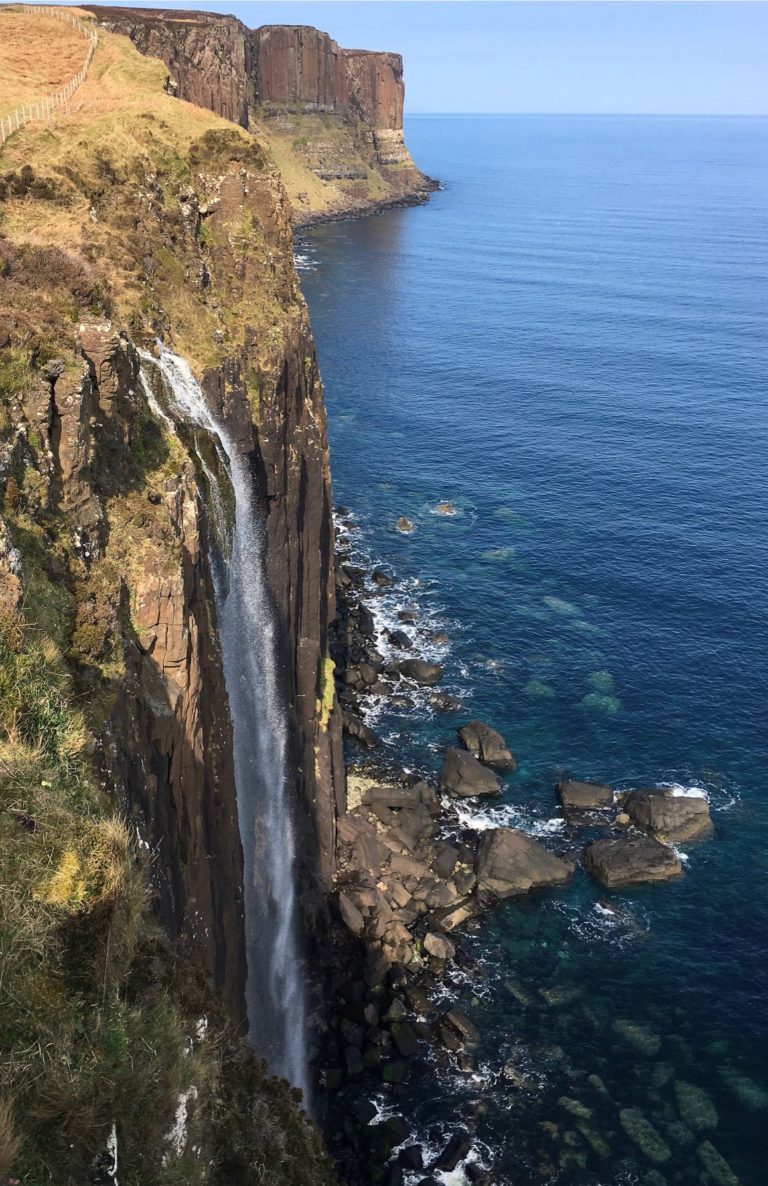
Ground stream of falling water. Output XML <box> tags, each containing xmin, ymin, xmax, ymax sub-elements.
<box><xmin>139</xmin><ymin>346</ymin><xmax>309</xmax><ymax>1101</ymax></box>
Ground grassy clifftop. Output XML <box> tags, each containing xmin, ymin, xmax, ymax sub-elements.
<box><xmin>0</xmin><ymin>10</ymin><xmax>337</xmax><ymax>1184</ymax></box>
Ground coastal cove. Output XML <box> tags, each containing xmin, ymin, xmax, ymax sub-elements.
<box><xmin>299</xmin><ymin>115</ymin><xmax>768</xmax><ymax>1184</ymax></box>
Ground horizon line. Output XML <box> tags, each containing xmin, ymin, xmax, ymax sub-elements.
<box><xmin>405</xmin><ymin>111</ymin><xmax>768</xmax><ymax>119</ymax></box>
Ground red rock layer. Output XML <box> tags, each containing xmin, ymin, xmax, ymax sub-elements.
<box><xmin>87</xmin><ymin>7</ymin><xmax>421</xmax><ymax>169</ymax></box>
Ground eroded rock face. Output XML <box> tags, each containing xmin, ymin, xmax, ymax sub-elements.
<box><xmin>86</xmin><ymin>7</ymin><xmax>430</xmax><ymax>186</ymax></box>
<box><xmin>583</xmin><ymin>837</ymin><xmax>683</xmax><ymax>889</ymax></box>
<box><xmin>2</xmin><ymin>128</ymin><xmax>347</xmax><ymax>1023</ymax></box>
<box><xmin>475</xmin><ymin>828</ymin><xmax>575</xmax><ymax>897</ymax></box>
<box><xmin>623</xmin><ymin>787</ymin><xmax>713</xmax><ymax>843</ymax></box>
<box><xmin>7</xmin><ymin>320</ymin><xmax>248</xmax><ymax>1020</ymax></box>
<box><xmin>89</xmin><ymin>6</ymin><xmax>250</xmax><ymax>125</ymax></box>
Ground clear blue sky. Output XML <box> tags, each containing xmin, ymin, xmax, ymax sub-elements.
<box><xmin>90</xmin><ymin>2</ymin><xmax>768</xmax><ymax>115</ymax></box>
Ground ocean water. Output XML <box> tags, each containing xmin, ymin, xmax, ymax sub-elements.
<box><xmin>298</xmin><ymin>117</ymin><xmax>768</xmax><ymax>1184</ymax></box>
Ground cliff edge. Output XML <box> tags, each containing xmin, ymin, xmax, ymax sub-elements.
<box><xmin>0</xmin><ymin>8</ymin><xmax>341</xmax><ymax>1180</ymax></box>
<box><xmin>85</xmin><ymin>5</ymin><xmax>437</xmax><ymax>225</ymax></box>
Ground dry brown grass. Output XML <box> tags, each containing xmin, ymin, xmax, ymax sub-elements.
<box><xmin>0</xmin><ymin>7</ymin><xmax>95</xmax><ymax>119</ymax></box>
<box><xmin>0</xmin><ymin>1097</ymin><xmax>20</xmax><ymax>1176</ymax></box>
<box><xmin>0</xmin><ymin>16</ymin><xmax>251</xmax><ymax>350</ymax></box>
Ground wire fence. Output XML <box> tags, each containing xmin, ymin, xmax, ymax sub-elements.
<box><xmin>0</xmin><ymin>5</ymin><xmax>98</xmax><ymax>147</ymax></box>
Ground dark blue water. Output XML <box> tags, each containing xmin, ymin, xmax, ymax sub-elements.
<box><xmin>299</xmin><ymin>116</ymin><xmax>768</xmax><ymax>1185</ymax></box>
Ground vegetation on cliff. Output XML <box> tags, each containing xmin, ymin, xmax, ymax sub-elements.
<box><xmin>1</xmin><ymin>9</ymin><xmax>338</xmax><ymax>1182</ymax></box>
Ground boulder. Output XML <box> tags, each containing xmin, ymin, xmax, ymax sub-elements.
<box><xmin>338</xmin><ymin>890</ymin><xmax>365</xmax><ymax>936</ymax></box>
<box><xmin>399</xmin><ymin>1146</ymin><xmax>424</xmax><ymax>1171</ymax></box>
<box><xmin>389</xmin><ymin>629</ymin><xmax>413</xmax><ymax>650</ymax></box>
<box><xmin>474</xmin><ymin>828</ymin><xmax>574</xmax><ymax>897</ymax></box>
<box><xmin>396</xmin><ymin>516</ymin><xmax>415</xmax><ymax>533</ymax></box>
<box><xmin>440</xmin><ymin>747</ymin><xmax>501</xmax><ymax>798</ymax></box>
<box><xmin>432</xmin><ymin>1130</ymin><xmax>471</xmax><ymax>1172</ymax></box>
<box><xmin>458</xmin><ymin>720</ymin><xmax>516</xmax><ymax>771</ymax></box>
<box><xmin>372</xmin><ymin>569</ymin><xmax>394</xmax><ymax>588</ymax></box>
<box><xmin>619</xmin><ymin>1108</ymin><xmax>671</xmax><ymax>1164</ymax></box>
<box><xmin>391</xmin><ymin>1021</ymin><xmax>419</xmax><ymax>1058</ymax></box>
<box><xmin>362</xmin><ymin>784</ymin><xmax>423</xmax><ymax>810</ymax></box>
<box><xmin>424</xmin><ymin>932</ymin><xmax>455</xmax><ymax>960</ymax></box>
<box><xmin>441</xmin><ymin>1010</ymin><xmax>479</xmax><ymax>1044</ymax></box>
<box><xmin>432</xmin><ymin>843</ymin><xmax>459</xmax><ymax>878</ymax></box>
<box><xmin>399</xmin><ymin>658</ymin><xmax>442</xmax><ymax>685</ymax></box>
<box><xmin>556</xmin><ymin>779</ymin><xmax>613</xmax><ymax>812</ymax></box>
<box><xmin>358</xmin><ymin>603</ymin><xmax>376</xmax><ymax>635</ymax></box>
<box><xmin>342</xmin><ymin>712</ymin><xmax>379</xmax><ymax>748</ymax></box>
<box><xmin>623</xmin><ymin>787</ymin><xmax>713</xmax><ymax>843</ymax></box>
<box><xmin>583</xmin><ymin>837</ymin><xmax>682</xmax><ymax>889</ymax></box>
<box><xmin>696</xmin><ymin>1140</ymin><xmax>740</xmax><ymax>1186</ymax></box>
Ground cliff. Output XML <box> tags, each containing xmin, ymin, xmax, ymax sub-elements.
<box><xmin>85</xmin><ymin>6</ymin><xmax>437</xmax><ymax>224</ymax></box>
<box><xmin>0</xmin><ymin>9</ymin><xmax>341</xmax><ymax>1181</ymax></box>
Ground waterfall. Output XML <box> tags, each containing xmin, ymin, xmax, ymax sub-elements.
<box><xmin>139</xmin><ymin>346</ymin><xmax>309</xmax><ymax>1100</ymax></box>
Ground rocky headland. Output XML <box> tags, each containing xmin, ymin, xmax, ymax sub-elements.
<box><xmin>84</xmin><ymin>5</ymin><xmax>439</xmax><ymax>227</ymax></box>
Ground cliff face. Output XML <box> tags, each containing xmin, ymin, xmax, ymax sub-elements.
<box><xmin>86</xmin><ymin>5</ymin><xmax>436</xmax><ymax>224</ymax></box>
<box><xmin>1</xmin><ymin>18</ymin><xmax>344</xmax><ymax>1175</ymax></box>
<box><xmin>21</xmin><ymin>317</ymin><xmax>247</xmax><ymax>1018</ymax></box>
<box><xmin>1</xmin><ymin>11</ymin><xmax>346</xmax><ymax>1176</ymax></box>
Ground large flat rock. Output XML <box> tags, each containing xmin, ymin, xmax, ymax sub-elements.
<box><xmin>475</xmin><ymin>827</ymin><xmax>574</xmax><ymax>897</ymax></box>
<box><xmin>583</xmin><ymin>837</ymin><xmax>683</xmax><ymax>889</ymax></box>
<box><xmin>556</xmin><ymin>778</ymin><xmax>614</xmax><ymax>812</ymax></box>
<box><xmin>623</xmin><ymin>787</ymin><xmax>713</xmax><ymax>843</ymax></box>
<box><xmin>440</xmin><ymin>747</ymin><xmax>501</xmax><ymax>798</ymax></box>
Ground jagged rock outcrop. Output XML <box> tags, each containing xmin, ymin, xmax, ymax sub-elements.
<box><xmin>85</xmin><ymin>5</ymin><xmax>436</xmax><ymax>223</ymax></box>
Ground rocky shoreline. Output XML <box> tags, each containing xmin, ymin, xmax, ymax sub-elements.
<box><xmin>293</xmin><ymin>180</ymin><xmax>441</xmax><ymax>233</ymax></box>
<box><xmin>319</xmin><ymin>509</ymin><xmax>716</xmax><ymax>1186</ymax></box>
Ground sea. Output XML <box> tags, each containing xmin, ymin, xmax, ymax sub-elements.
<box><xmin>297</xmin><ymin>115</ymin><xmax>768</xmax><ymax>1186</ymax></box>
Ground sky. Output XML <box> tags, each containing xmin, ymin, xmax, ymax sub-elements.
<box><xmin>86</xmin><ymin>2</ymin><xmax>768</xmax><ymax>115</ymax></box>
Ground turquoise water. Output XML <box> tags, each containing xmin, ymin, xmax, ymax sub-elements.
<box><xmin>299</xmin><ymin>117</ymin><xmax>768</xmax><ymax>1184</ymax></box>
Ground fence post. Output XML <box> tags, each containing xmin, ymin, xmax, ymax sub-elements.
<box><xmin>1</xmin><ymin>5</ymin><xmax>99</xmax><ymax>150</ymax></box>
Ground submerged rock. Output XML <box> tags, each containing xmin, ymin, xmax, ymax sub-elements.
<box><xmin>458</xmin><ymin>720</ymin><xmax>516</xmax><ymax>771</ymax></box>
<box><xmin>674</xmin><ymin>1079</ymin><xmax>718</xmax><ymax>1131</ymax></box>
<box><xmin>623</xmin><ymin>787</ymin><xmax>713</xmax><ymax>843</ymax></box>
<box><xmin>576</xmin><ymin>1121</ymin><xmax>611</xmax><ymax>1159</ymax></box>
<box><xmin>396</xmin><ymin>516</ymin><xmax>415</xmax><ymax>533</ymax></box>
<box><xmin>558</xmin><ymin>1096</ymin><xmax>592</xmax><ymax>1121</ymax></box>
<box><xmin>619</xmin><ymin>1107</ymin><xmax>671</xmax><ymax>1164</ymax></box>
<box><xmin>556</xmin><ymin>778</ymin><xmax>613</xmax><ymax>812</ymax></box>
<box><xmin>612</xmin><ymin>1018</ymin><xmax>661</xmax><ymax>1056</ymax></box>
<box><xmin>475</xmin><ymin>827</ymin><xmax>574</xmax><ymax>897</ymax></box>
<box><xmin>440</xmin><ymin>747</ymin><xmax>501</xmax><ymax>798</ymax></box>
<box><xmin>399</xmin><ymin>658</ymin><xmax>442</xmax><ymax>685</ymax></box>
<box><xmin>696</xmin><ymin>1140</ymin><xmax>741</xmax><ymax>1186</ymax></box>
<box><xmin>717</xmin><ymin>1065</ymin><xmax>768</xmax><ymax>1111</ymax></box>
<box><xmin>583</xmin><ymin>837</ymin><xmax>682</xmax><ymax>889</ymax></box>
